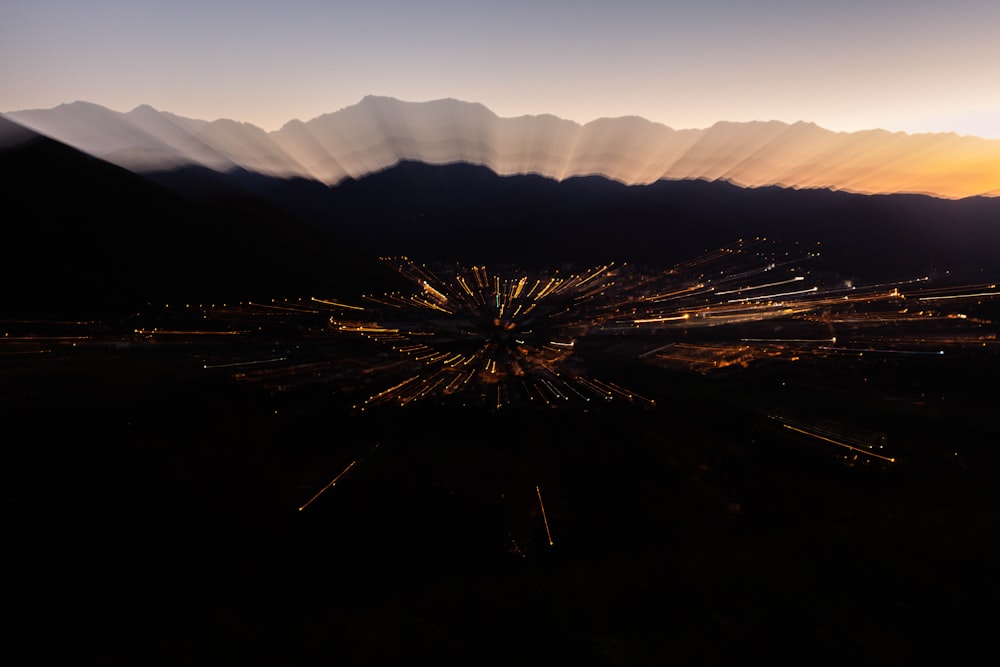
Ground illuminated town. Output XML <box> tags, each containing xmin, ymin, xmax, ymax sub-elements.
<box><xmin>118</xmin><ymin>239</ymin><xmax>994</xmax><ymax>409</ymax></box>
<box><xmin>71</xmin><ymin>238</ymin><xmax>987</xmax><ymax>472</ymax></box>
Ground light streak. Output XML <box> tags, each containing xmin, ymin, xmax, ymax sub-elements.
<box><xmin>716</xmin><ymin>276</ymin><xmax>805</xmax><ymax>295</ymax></box>
<box><xmin>311</xmin><ymin>297</ymin><xmax>364</xmax><ymax>310</ymax></box>
<box><xmin>917</xmin><ymin>291</ymin><xmax>1000</xmax><ymax>301</ymax></box>
<box><xmin>536</xmin><ymin>485</ymin><xmax>554</xmax><ymax>546</ymax></box>
<box><xmin>819</xmin><ymin>347</ymin><xmax>944</xmax><ymax>355</ymax></box>
<box><xmin>298</xmin><ymin>460</ymin><xmax>357</xmax><ymax>511</ymax></box>
<box><xmin>740</xmin><ymin>337</ymin><xmax>836</xmax><ymax>343</ymax></box>
<box><xmin>726</xmin><ymin>286</ymin><xmax>818</xmax><ymax>303</ymax></box>
<box><xmin>203</xmin><ymin>356</ymin><xmax>287</xmax><ymax>369</ymax></box>
<box><xmin>782</xmin><ymin>424</ymin><xmax>895</xmax><ymax>463</ymax></box>
<box><xmin>633</xmin><ymin>314</ymin><xmax>690</xmax><ymax>324</ymax></box>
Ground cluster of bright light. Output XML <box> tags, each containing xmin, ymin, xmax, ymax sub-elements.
<box><xmin>316</xmin><ymin>240</ymin><xmax>998</xmax><ymax>409</ymax></box>
<box><xmin>329</xmin><ymin>256</ymin><xmax>656</xmax><ymax>409</ymax></box>
<box><xmin>129</xmin><ymin>239</ymin><xmax>998</xmax><ymax>414</ymax></box>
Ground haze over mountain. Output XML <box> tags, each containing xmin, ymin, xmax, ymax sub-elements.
<box><xmin>7</xmin><ymin>96</ymin><xmax>1000</xmax><ymax>199</ymax></box>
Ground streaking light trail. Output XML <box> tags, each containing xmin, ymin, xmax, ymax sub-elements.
<box><xmin>142</xmin><ymin>239</ymin><xmax>998</xmax><ymax>412</ymax></box>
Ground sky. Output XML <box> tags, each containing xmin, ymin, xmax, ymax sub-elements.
<box><xmin>2</xmin><ymin>0</ymin><xmax>999</xmax><ymax>137</ymax></box>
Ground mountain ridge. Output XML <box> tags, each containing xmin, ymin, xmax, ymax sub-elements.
<box><xmin>0</xmin><ymin>115</ymin><xmax>398</xmax><ymax>316</ymax></box>
<box><xmin>142</xmin><ymin>159</ymin><xmax>1000</xmax><ymax>283</ymax></box>
<box><xmin>7</xmin><ymin>96</ymin><xmax>1000</xmax><ymax>199</ymax></box>
<box><xmin>5</xmin><ymin>113</ymin><xmax>1000</xmax><ymax>315</ymax></box>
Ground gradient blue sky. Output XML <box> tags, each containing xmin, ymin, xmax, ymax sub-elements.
<box><xmin>3</xmin><ymin>0</ymin><xmax>998</xmax><ymax>136</ymax></box>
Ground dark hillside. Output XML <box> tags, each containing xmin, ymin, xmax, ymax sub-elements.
<box><xmin>151</xmin><ymin>160</ymin><xmax>1000</xmax><ymax>281</ymax></box>
<box><xmin>0</xmin><ymin>116</ymin><xmax>392</xmax><ymax>316</ymax></box>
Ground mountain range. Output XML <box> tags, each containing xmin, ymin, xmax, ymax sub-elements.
<box><xmin>4</xmin><ymin>99</ymin><xmax>1000</xmax><ymax>317</ymax></box>
<box><xmin>7</xmin><ymin>96</ymin><xmax>1000</xmax><ymax>199</ymax></box>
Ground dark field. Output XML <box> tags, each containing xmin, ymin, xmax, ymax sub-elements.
<box><xmin>7</xmin><ymin>325</ymin><xmax>999</xmax><ymax>665</ymax></box>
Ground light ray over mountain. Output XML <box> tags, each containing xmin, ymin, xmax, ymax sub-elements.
<box><xmin>7</xmin><ymin>96</ymin><xmax>1000</xmax><ymax>198</ymax></box>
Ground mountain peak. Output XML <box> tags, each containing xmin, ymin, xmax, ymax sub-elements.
<box><xmin>60</xmin><ymin>100</ymin><xmax>108</xmax><ymax>110</ymax></box>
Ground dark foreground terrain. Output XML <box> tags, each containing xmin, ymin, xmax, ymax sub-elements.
<box><xmin>7</xmin><ymin>326</ymin><xmax>998</xmax><ymax>665</ymax></box>
<box><xmin>4</xmin><ymin>118</ymin><xmax>999</xmax><ymax>664</ymax></box>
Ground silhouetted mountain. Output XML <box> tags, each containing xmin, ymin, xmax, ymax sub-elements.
<box><xmin>149</xmin><ymin>160</ymin><xmax>1000</xmax><ymax>282</ymax></box>
<box><xmin>5</xmin><ymin>103</ymin><xmax>999</xmax><ymax>319</ymax></box>
<box><xmin>0</xmin><ymin>115</ymin><xmax>391</xmax><ymax>316</ymax></box>
<box><xmin>9</xmin><ymin>97</ymin><xmax>1000</xmax><ymax>198</ymax></box>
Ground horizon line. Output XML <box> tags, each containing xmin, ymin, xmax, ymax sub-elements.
<box><xmin>6</xmin><ymin>96</ymin><xmax>999</xmax><ymax>142</ymax></box>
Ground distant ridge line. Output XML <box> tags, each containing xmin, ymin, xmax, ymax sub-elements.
<box><xmin>6</xmin><ymin>96</ymin><xmax>1000</xmax><ymax>199</ymax></box>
